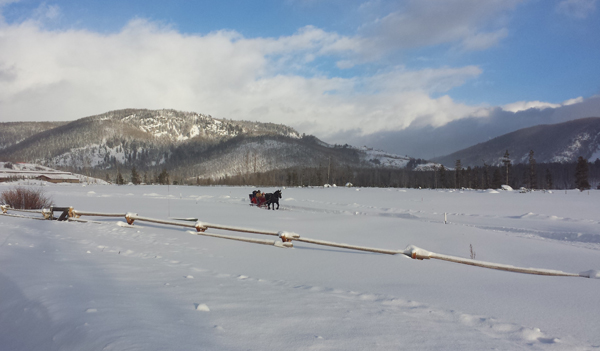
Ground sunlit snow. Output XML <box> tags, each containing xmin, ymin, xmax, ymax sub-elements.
<box><xmin>1</xmin><ymin>183</ymin><xmax>599</xmax><ymax>350</ymax></box>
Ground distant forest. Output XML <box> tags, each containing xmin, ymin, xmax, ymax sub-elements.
<box><xmin>195</xmin><ymin>160</ymin><xmax>600</xmax><ymax>190</ymax></box>
<box><xmin>87</xmin><ymin>159</ymin><xmax>600</xmax><ymax>190</ymax></box>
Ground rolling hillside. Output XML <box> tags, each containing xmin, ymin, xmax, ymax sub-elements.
<box><xmin>432</xmin><ymin>117</ymin><xmax>600</xmax><ymax>167</ymax></box>
<box><xmin>0</xmin><ymin>109</ymin><xmax>427</xmax><ymax>182</ymax></box>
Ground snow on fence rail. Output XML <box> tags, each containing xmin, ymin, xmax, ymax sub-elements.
<box><xmin>189</xmin><ymin>231</ymin><xmax>293</xmax><ymax>248</ymax></box>
<box><xmin>73</xmin><ymin>210</ymin><xmax>127</xmax><ymax>217</ymax></box>
<box><xmin>1</xmin><ymin>205</ymin><xmax>598</xmax><ymax>279</ymax></box>
<box><xmin>401</xmin><ymin>245</ymin><xmax>598</xmax><ymax>278</ymax></box>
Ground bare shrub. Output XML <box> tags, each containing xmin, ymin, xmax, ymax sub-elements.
<box><xmin>1</xmin><ymin>187</ymin><xmax>53</xmax><ymax>209</ymax></box>
<box><xmin>469</xmin><ymin>244</ymin><xmax>476</xmax><ymax>260</ymax></box>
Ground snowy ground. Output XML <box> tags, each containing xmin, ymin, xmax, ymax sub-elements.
<box><xmin>1</xmin><ymin>184</ymin><xmax>599</xmax><ymax>350</ymax></box>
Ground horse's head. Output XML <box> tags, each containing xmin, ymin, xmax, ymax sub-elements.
<box><xmin>275</xmin><ymin>190</ymin><xmax>282</xmax><ymax>198</ymax></box>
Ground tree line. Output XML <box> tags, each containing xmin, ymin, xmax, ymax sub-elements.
<box><xmin>194</xmin><ymin>160</ymin><xmax>596</xmax><ymax>190</ymax></box>
<box><xmin>59</xmin><ymin>144</ymin><xmax>599</xmax><ymax>190</ymax></box>
<box><xmin>99</xmin><ymin>155</ymin><xmax>598</xmax><ymax>191</ymax></box>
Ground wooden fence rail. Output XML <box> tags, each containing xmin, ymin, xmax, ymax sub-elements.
<box><xmin>1</xmin><ymin>204</ymin><xmax>597</xmax><ymax>279</ymax></box>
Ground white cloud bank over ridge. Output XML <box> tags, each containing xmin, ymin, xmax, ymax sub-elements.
<box><xmin>502</xmin><ymin>97</ymin><xmax>584</xmax><ymax>113</ymax></box>
<box><xmin>0</xmin><ymin>16</ymin><xmax>487</xmax><ymax>137</ymax></box>
<box><xmin>0</xmin><ymin>1</ymin><xmax>590</xmax><ymax>143</ymax></box>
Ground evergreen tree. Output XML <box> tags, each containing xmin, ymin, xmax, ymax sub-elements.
<box><xmin>439</xmin><ymin>165</ymin><xmax>446</xmax><ymax>188</ymax></box>
<box><xmin>575</xmin><ymin>156</ymin><xmax>590</xmax><ymax>190</ymax></box>
<box><xmin>105</xmin><ymin>173</ymin><xmax>111</xmax><ymax>183</ymax></box>
<box><xmin>466</xmin><ymin>166</ymin><xmax>472</xmax><ymax>188</ymax></box>
<box><xmin>116</xmin><ymin>170</ymin><xmax>124</xmax><ymax>185</ymax></box>
<box><xmin>157</xmin><ymin>168</ymin><xmax>170</xmax><ymax>185</ymax></box>
<box><xmin>545</xmin><ymin>168</ymin><xmax>553</xmax><ymax>189</ymax></box>
<box><xmin>528</xmin><ymin>150</ymin><xmax>537</xmax><ymax>189</ymax></box>
<box><xmin>131</xmin><ymin>166</ymin><xmax>141</xmax><ymax>185</ymax></box>
<box><xmin>483</xmin><ymin>162</ymin><xmax>491</xmax><ymax>189</ymax></box>
<box><xmin>492</xmin><ymin>168</ymin><xmax>502</xmax><ymax>189</ymax></box>
<box><xmin>501</xmin><ymin>150</ymin><xmax>511</xmax><ymax>185</ymax></box>
<box><xmin>454</xmin><ymin>159</ymin><xmax>462</xmax><ymax>189</ymax></box>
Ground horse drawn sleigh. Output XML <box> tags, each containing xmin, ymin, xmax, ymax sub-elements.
<box><xmin>249</xmin><ymin>190</ymin><xmax>281</xmax><ymax>210</ymax></box>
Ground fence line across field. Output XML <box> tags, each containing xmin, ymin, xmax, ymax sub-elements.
<box><xmin>1</xmin><ymin>205</ymin><xmax>597</xmax><ymax>279</ymax></box>
<box><xmin>73</xmin><ymin>210</ymin><xmax>127</xmax><ymax>217</ymax></box>
<box><xmin>186</xmin><ymin>230</ymin><xmax>293</xmax><ymax>248</ymax></box>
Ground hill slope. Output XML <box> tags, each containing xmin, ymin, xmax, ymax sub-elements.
<box><xmin>0</xmin><ymin>109</ymin><xmax>424</xmax><ymax>181</ymax></box>
<box><xmin>432</xmin><ymin>117</ymin><xmax>600</xmax><ymax>167</ymax></box>
<box><xmin>0</xmin><ymin>121</ymin><xmax>66</xmax><ymax>150</ymax></box>
<box><xmin>0</xmin><ymin>109</ymin><xmax>300</xmax><ymax>164</ymax></box>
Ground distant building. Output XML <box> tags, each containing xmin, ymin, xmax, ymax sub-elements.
<box><xmin>36</xmin><ymin>174</ymin><xmax>80</xmax><ymax>184</ymax></box>
<box><xmin>0</xmin><ymin>162</ymin><xmax>86</xmax><ymax>184</ymax></box>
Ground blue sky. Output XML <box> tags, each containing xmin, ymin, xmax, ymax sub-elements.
<box><xmin>1</xmin><ymin>0</ymin><xmax>599</xmax><ymax>156</ymax></box>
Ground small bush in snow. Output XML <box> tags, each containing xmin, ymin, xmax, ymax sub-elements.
<box><xmin>1</xmin><ymin>187</ymin><xmax>53</xmax><ymax>209</ymax></box>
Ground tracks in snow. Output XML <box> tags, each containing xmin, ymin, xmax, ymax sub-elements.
<box><xmin>23</xmin><ymin>219</ymin><xmax>582</xmax><ymax>350</ymax></box>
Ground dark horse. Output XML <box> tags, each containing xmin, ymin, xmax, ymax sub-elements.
<box><xmin>264</xmin><ymin>190</ymin><xmax>282</xmax><ymax>210</ymax></box>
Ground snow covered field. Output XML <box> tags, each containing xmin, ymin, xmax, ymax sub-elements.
<box><xmin>1</xmin><ymin>184</ymin><xmax>599</xmax><ymax>350</ymax></box>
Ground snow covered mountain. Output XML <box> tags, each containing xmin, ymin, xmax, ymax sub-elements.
<box><xmin>109</xmin><ymin>109</ymin><xmax>301</xmax><ymax>142</ymax></box>
<box><xmin>432</xmin><ymin>117</ymin><xmax>600</xmax><ymax>167</ymax></box>
<box><xmin>359</xmin><ymin>147</ymin><xmax>438</xmax><ymax>170</ymax></box>
<box><xmin>0</xmin><ymin>109</ymin><xmax>298</xmax><ymax>168</ymax></box>
<box><xmin>0</xmin><ymin>109</ymin><xmax>424</xmax><ymax>181</ymax></box>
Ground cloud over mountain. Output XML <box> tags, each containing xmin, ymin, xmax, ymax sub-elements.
<box><xmin>0</xmin><ymin>1</ymin><xmax>517</xmax><ymax>141</ymax></box>
<box><xmin>332</xmin><ymin>95</ymin><xmax>600</xmax><ymax>159</ymax></box>
<box><xmin>0</xmin><ymin>0</ymin><xmax>597</xmax><ymax>158</ymax></box>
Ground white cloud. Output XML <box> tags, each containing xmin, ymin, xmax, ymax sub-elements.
<box><xmin>502</xmin><ymin>101</ymin><xmax>561</xmax><ymax>113</ymax></box>
<box><xmin>0</xmin><ymin>0</ymin><xmax>19</xmax><ymax>25</ymax></box>
<box><xmin>501</xmin><ymin>97</ymin><xmax>584</xmax><ymax>113</ymax></box>
<box><xmin>0</xmin><ymin>0</ymin><xmax>19</xmax><ymax>8</ymax></box>
<box><xmin>562</xmin><ymin>96</ymin><xmax>584</xmax><ymax>105</ymax></box>
<box><xmin>0</xmin><ymin>16</ymin><xmax>487</xmax><ymax>139</ymax></box>
<box><xmin>31</xmin><ymin>2</ymin><xmax>61</xmax><ymax>22</ymax></box>
<box><xmin>460</xmin><ymin>28</ymin><xmax>508</xmax><ymax>51</ymax></box>
<box><xmin>364</xmin><ymin>66</ymin><xmax>483</xmax><ymax>94</ymax></box>
<box><xmin>556</xmin><ymin>0</ymin><xmax>597</xmax><ymax>18</ymax></box>
<box><xmin>274</xmin><ymin>0</ymin><xmax>525</xmax><ymax>69</ymax></box>
<box><xmin>355</xmin><ymin>0</ymin><xmax>522</xmax><ymax>57</ymax></box>
<box><xmin>339</xmin><ymin>95</ymin><xmax>599</xmax><ymax>159</ymax></box>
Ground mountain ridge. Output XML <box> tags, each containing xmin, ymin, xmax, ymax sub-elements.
<box><xmin>432</xmin><ymin>117</ymin><xmax>600</xmax><ymax>167</ymax></box>
<box><xmin>0</xmin><ymin>109</ymin><xmax>430</xmax><ymax>182</ymax></box>
<box><xmin>0</xmin><ymin>121</ymin><xmax>67</xmax><ymax>150</ymax></box>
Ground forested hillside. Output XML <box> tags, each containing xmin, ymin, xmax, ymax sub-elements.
<box><xmin>0</xmin><ymin>109</ymin><xmax>431</xmax><ymax>183</ymax></box>
<box><xmin>0</xmin><ymin>121</ymin><xmax>66</xmax><ymax>150</ymax></box>
<box><xmin>433</xmin><ymin>117</ymin><xmax>600</xmax><ymax>167</ymax></box>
